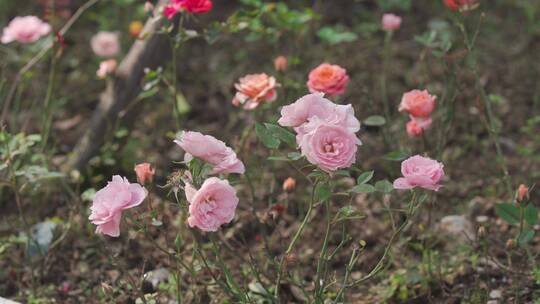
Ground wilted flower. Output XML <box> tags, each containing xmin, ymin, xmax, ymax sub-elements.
<box><xmin>399</xmin><ymin>89</ymin><xmax>436</xmax><ymax>118</ymax></box>
<box><xmin>1</xmin><ymin>16</ymin><xmax>51</xmax><ymax>44</ymax></box>
<box><xmin>393</xmin><ymin>155</ymin><xmax>445</xmax><ymax>191</ymax></box>
<box><xmin>232</xmin><ymin>73</ymin><xmax>279</xmax><ymax>110</ymax></box>
<box><xmin>96</xmin><ymin>59</ymin><xmax>118</xmax><ymax>79</ymax></box>
<box><xmin>382</xmin><ymin>13</ymin><xmax>402</xmax><ymax>31</ymax></box>
<box><xmin>134</xmin><ymin>163</ymin><xmax>155</xmax><ymax>185</ymax></box>
<box><xmin>90</xmin><ymin>31</ymin><xmax>120</xmax><ymax>57</ymax></box>
<box><xmin>174</xmin><ymin>131</ymin><xmax>245</xmax><ymax>175</ymax></box>
<box><xmin>185</xmin><ymin>177</ymin><xmax>238</xmax><ymax>232</ymax></box>
<box><xmin>307</xmin><ymin>63</ymin><xmax>350</xmax><ymax>97</ymax></box>
<box><xmin>274</xmin><ymin>55</ymin><xmax>288</xmax><ymax>72</ymax></box>
<box><xmin>89</xmin><ymin>176</ymin><xmax>147</xmax><ymax>237</ymax></box>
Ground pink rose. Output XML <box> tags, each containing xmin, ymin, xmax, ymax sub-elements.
<box><xmin>393</xmin><ymin>155</ymin><xmax>445</xmax><ymax>191</ymax></box>
<box><xmin>382</xmin><ymin>13</ymin><xmax>402</xmax><ymax>31</ymax></box>
<box><xmin>1</xmin><ymin>16</ymin><xmax>51</xmax><ymax>44</ymax></box>
<box><xmin>298</xmin><ymin>118</ymin><xmax>361</xmax><ymax>172</ymax></box>
<box><xmin>398</xmin><ymin>89</ymin><xmax>436</xmax><ymax>118</ymax></box>
<box><xmin>307</xmin><ymin>63</ymin><xmax>350</xmax><ymax>97</ymax></box>
<box><xmin>406</xmin><ymin>116</ymin><xmax>432</xmax><ymax>137</ymax></box>
<box><xmin>96</xmin><ymin>59</ymin><xmax>118</xmax><ymax>79</ymax></box>
<box><xmin>274</xmin><ymin>55</ymin><xmax>288</xmax><ymax>72</ymax></box>
<box><xmin>90</xmin><ymin>31</ymin><xmax>120</xmax><ymax>57</ymax></box>
<box><xmin>232</xmin><ymin>73</ymin><xmax>279</xmax><ymax>110</ymax></box>
<box><xmin>134</xmin><ymin>163</ymin><xmax>155</xmax><ymax>184</ymax></box>
<box><xmin>185</xmin><ymin>177</ymin><xmax>239</xmax><ymax>232</ymax></box>
<box><xmin>174</xmin><ymin>131</ymin><xmax>245</xmax><ymax>174</ymax></box>
<box><xmin>89</xmin><ymin>175</ymin><xmax>147</xmax><ymax>237</ymax></box>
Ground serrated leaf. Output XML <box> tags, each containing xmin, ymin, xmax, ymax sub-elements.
<box><xmin>375</xmin><ymin>180</ymin><xmax>393</xmax><ymax>193</ymax></box>
<box><xmin>255</xmin><ymin>123</ymin><xmax>280</xmax><ymax>149</ymax></box>
<box><xmin>351</xmin><ymin>184</ymin><xmax>376</xmax><ymax>193</ymax></box>
<box><xmin>524</xmin><ymin>204</ymin><xmax>539</xmax><ymax>225</ymax></box>
<box><xmin>495</xmin><ymin>203</ymin><xmax>520</xmax><ymax>225</ymax></box>
<box><xmin>383</xmin><ymin>151</ymin><xmax>409</xmax><ymax>161</ymax></box>
<box><xmin>315</xmin><ymin>184</ymin><xmax>332</xmax><ymax>202</ymax></box>
<box><xmin>363</xmin><ymin>115</ymin><xmax>386</xmax><ymax>127</ymax></box>
<box><xmin>264</xmin><ymin>123</ymin><xmax>296</xmax><ymax>148</ymax></box>
<box><xmin>357</xmin><ymin>171</ymin><xmax>374</xmax><ymax>184</ymax></box>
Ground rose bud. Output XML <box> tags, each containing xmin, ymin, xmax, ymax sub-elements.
<box><xmin>282</xmin><ymin>177</ymin><xmax>296</xmax><ymax>192</ymax></box>
<box><xmin>274</xmin><ymin>55</ymin><xmax>288</xmax><ymax>72</ymax></box>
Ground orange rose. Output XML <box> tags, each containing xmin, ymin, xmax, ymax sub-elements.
<box><xmin>307</xmin><ymin>63</ymin><xmax>350</xmax><ymax>97</ymax></box>
<box><xmin>232</xmin><ymin>73</ymin><xmax>279</xmax><ymax>110</ymax></box>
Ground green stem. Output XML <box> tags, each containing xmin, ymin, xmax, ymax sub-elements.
<box><xmin>315</xmin><ymin>199</ymin><xmax>332</xmax><ymax>301</ymax></box>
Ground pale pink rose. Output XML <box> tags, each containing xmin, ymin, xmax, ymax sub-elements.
<box><xmin>278</xmin><ymin>92</ymin><xmax>360</xmax><ymax>132</ymax></box>
<box><xmin>299</xmin><ymin>118</ymin><xmax>361</xmax><ymax>172</ymax></box>
<box><xmin>90</xmin><ymin>31</ymin><xmax>120</xmax><ymax>57</ymax></box>
<box><xmin>232</xmin><ymin>73</ymin><xmax>279</xmax><ymax>110</ymax></box>
<box><xmin>96</xmin><ymin>59</ymin><xmax>118</xmax><ymax>79</ymax></box>
<box><xmin>89</xmin><ymin>175</ymin><xmax>147</xmax><ymax>237</ymax></box>
<box><xmin>1</xmin><ymin>16</ymin><xmax>51</xmax><ymax>44</ymax></box>
<box><xmin>307</xmin><ymin>63</ymin><xmax>350</xmax><ymax>97</ymax></box>
<box><xmin>382</xmin><ymin>13</ymin><xmax>402</xmax><ymax>31</ymax></box>
<box><xmin>393</xmin><ymin>155</ymin><xmax>444</xmax><ymax>191</ymax></box>
<box><xmin>398</xmin><ymin>89</ymin><xmax>436</xmax><ymax>118</ymax></box>
<box><xmin>174</xmin><ymin>131</ymin><xmax>245</xmax><ymax>174</ymax></box>
<box><xmin>406</xmin><ymin>116</ymin><xmax>432</xmax><ymax>137</ymax></box>
<box><xmin>185</xmin><ymin>177</ymin><xmax>239</xmax><ymax>232</ymax></box>
<box><xmin>134</xmin><ymin>163</ymin><xmax>155</xmax><ymax>184</ymax></box>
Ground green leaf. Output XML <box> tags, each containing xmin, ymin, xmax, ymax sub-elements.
<box><xmin>255</xmin><ymin>123</ymin><xmax>280</xmax><ymax>149</ymax></box>
<box><xmin>375</xmin><ymin>180</ymin><xmax>393</xmax><ymax>193</ymax></box>
<box><xmin>383</xmin><ymin>150</ymin><xmax>409</xmax><ymax>161</ymax></box>
<box><xmin>264</xmin><ymin>123</ymin><xmax>296</xmax><ymax>148</ymax></box>
<box><xmin>363</xmin><ymin>115</ymin><xmax>386</xmax><ymax>127</ymax></box>
<box><xmin>334</xmin><ymin>170</ymin><xmax>351</xmax><ymax>177</ymax></box>
<box><xmin>334</xmin><ymin>206</ymin><xmax>364</xmax><ymax>223</ymax></box>
<box><xmin>315</xmin><ymin>184</ymin><xmax>332</xmax><ymax>202</ymax></box>
<box><xmin>518</xmin><ymin>229</ymin><xmax>535</xmax><ymax>245</ymax></box>
<box><xmin>287</xmin><ymin>152</ymin><xmax>302</xmax><ymax>160</ymax></box>
<box><xmin>351</xmin><ymin>184</ymin><xmax>376</xmax><ymax>193</ymax></box>
<box><xmin>356</xmin><ymin>171</ymin><xmax>374</xmax><ymax>184</ymax></box>
<box><xmin>524</xmin><ymin>204</ymin><xmax>539</xmax><ymax>226</ymax></box>
<box><xmin>317</xmin><ymin>26</ymin><xmax>358</xmax><ymax>45</ymax></box>
<box><xmin>495</xmin><ymin>203</ymin><xmax>520</xmax><ymax>224</ymax></box>
<box><xmin>267</xmin><ymin>156</ymin><xmax>289</xmax><ymax>161</ymax></box>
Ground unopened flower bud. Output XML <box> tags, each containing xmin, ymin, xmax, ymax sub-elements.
<box><xmin>505</xmin><ymin>238</ymin><xmax>514</xmax><ymax>248</ymax></box>
<box><xmin>134</xmin><ymin>162</ymin><xmax>155</xmax><ymax>184</ymax></box>
<box><xmin>274</xmin><ymin>55</ymin><xmax>288</xmax><ymax>72</ymax></box>
<box><xmin>282</xmin><ymin>177</ymin><xmax>296</xmax><ymax>192</ymax></box>
<box><xmin>517</xmin><ymin>184</ymin><xmax>529</xmax><ymax>203</ymax></box>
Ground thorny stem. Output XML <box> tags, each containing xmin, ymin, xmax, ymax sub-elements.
<box><xmin>275</xmin><ymin>179</ymin><xmax>320</xmax><ymax>300</ymax></box>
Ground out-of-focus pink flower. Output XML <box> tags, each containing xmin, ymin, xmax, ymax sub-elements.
<box><xmin>399</xmin><ymin>89</ymin><xmax>436</xmax><ymax>118</ymax></box>
<box><xmin>174</xmin><ymin>131</ymin><xmax>245</xmax><ymax>174</ymax></box>
<box><xmin>144</xmin><ymin>1</ymin><xmax>155</xmax><ymax>12</ymax></box>
<box><xmin>406</xmin><ymin>116</ymin><xmax>432</xmax><ymax>137</ymax></box>
<box><xmin>90</xmin><ymin>31</ymin><xmax>120</xmax><ymax>57</ymax></box>
<box><xmin>89</xmin><ymin>176</ymin><xmax>147</xmax><ymax>237</ymax></box>
<box><xmin>96</xmin><ymin>59</ymin><xmax>118</xmax><ymax>79</ymax></box>
<box><xmin>232</xmin><ymin>73</ymin><xmax>279</xmax><ymax>110</ymax></box>
<box><xmin>274</xmin><ymin>55</ymin><xmax>288</xmax><ymax>72</ymax></box>
<box><xmin>444</xmin><ymin>0</ymin><xmax>480</xmax><ymax>12</ymax></box>
<box><xmin>393</xmin><ymin>155</ymin><xmax>444</xmax><ymax>191</ymax></box>
<box><xmin>282</xmin><ymin>177</ymin><xmax>296</xmax><ymax>192</ymax></box>
<box><xmin>307</xmin><ymin>63</ymin><xmax>350</xmax><ymax>97</ymax></box>
<box><xmin>134</xmin><ymin>163</ymin><xmax>155</xmax><ymax>185</ymax></box>
<box><xmin>185</xmin><ymin>177</ymin><xmax>238</xmax><ymax>232</ymax></box>
<box><xmin>382</xmin><ymin>13</ymin><xmax>402</xmax><ymax>31</ymax></box>
<box><xmin>517</xmin><ymin>184</ymin><xmax>529</xmax><ymax>203</ymax></box>
<box><xmin>298</xmin><ymin>118</ymin><xmax>361</xmax><ymax>172</ymax></box>
<box><xmin>163</xmin><ymin>0</ymin><xmax>212</xmax><ymax>19</ymax></box>
<box><xmin>59</xmin><ymin>282</ymin><xmax>70</xmax><ymax>294</ymax></box>
<box><xmin>1</xmin><ymin>16</ymin><xmax>51</xmax><ymax>44</ymax></box>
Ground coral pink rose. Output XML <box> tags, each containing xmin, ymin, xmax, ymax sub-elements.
<box><xmin>163</xmin><ymin>0</ymin><xmax>212</xmax><ymax>19</ymax></box>
<box><xmin>1</xmin><ymin>16</ymin><xmax>51</xmax><ymax>44</ymax></box>
<box><xmin>307</xmin><ymin>63</ymin><xmax>350</xmax><ymax>97</ymax></box>
<box><xmin>96</xmin><ymin>59</ymin><xmax>118</xmax><ymax>79</ymax></box>
<box><xmin>444</xmin><ymin>0</ymin><xmax>479</xmax><ymax>11</ymax></box>
<box><xmin>89</xmin><ymin>175</ymin><xmax>147</xmax><ymax>237</ymax></box>
<box><xmin>134</xmin><ymin>163</ymin><xmax>155</xmax><ymax>184</ymax></box>
<box><xmin>406</xmin><ymin>116</ymin><xmax>432</xmax><ymax>137</ymax></box>
<box><xmin>398</xmin><ymin>89</ymin><xmax>436</xmax><ymax>118</ymax></box>
<box><xmin>232</xmin><ymin>73</ymin><xmax>279</xmax><ymax>110</ymax></box>
<box><xmin>185</xmin><ymin>177</ymin><xmax>239</xmax><ymax>232</ymax></box>
<box><xmin>382</xmin><ymin>13</ymin><xmax>402</xmax><ymax>31</ymax></box>
<box><xmin>174</xmin><ymin>131</ymin><xmax>245</xmax><ymax>174</ymax></box>
<box><xmin>393</xmin><ymin>155</ymin><xmax>445</xmax><ymax>191</ymax></box>
<box><xmin>299</xmin><ymin>118</ymin><xmax>361</xmax><ymax>172</ymax></box>
<box><xmin>90</xmin><ymin>31</ymin><xmax>120</xmax><ymax>57</ymax></box>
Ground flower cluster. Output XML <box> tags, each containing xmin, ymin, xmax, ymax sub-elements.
<box><xmin>399</xmin><ymin>89</ymin><xmax>436</xmax><ymax>137</ymax></box>
<box><xmin>279</xmin><ymin>93</ymin><xmax>361</xmax><ymax>172</ymax></box>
